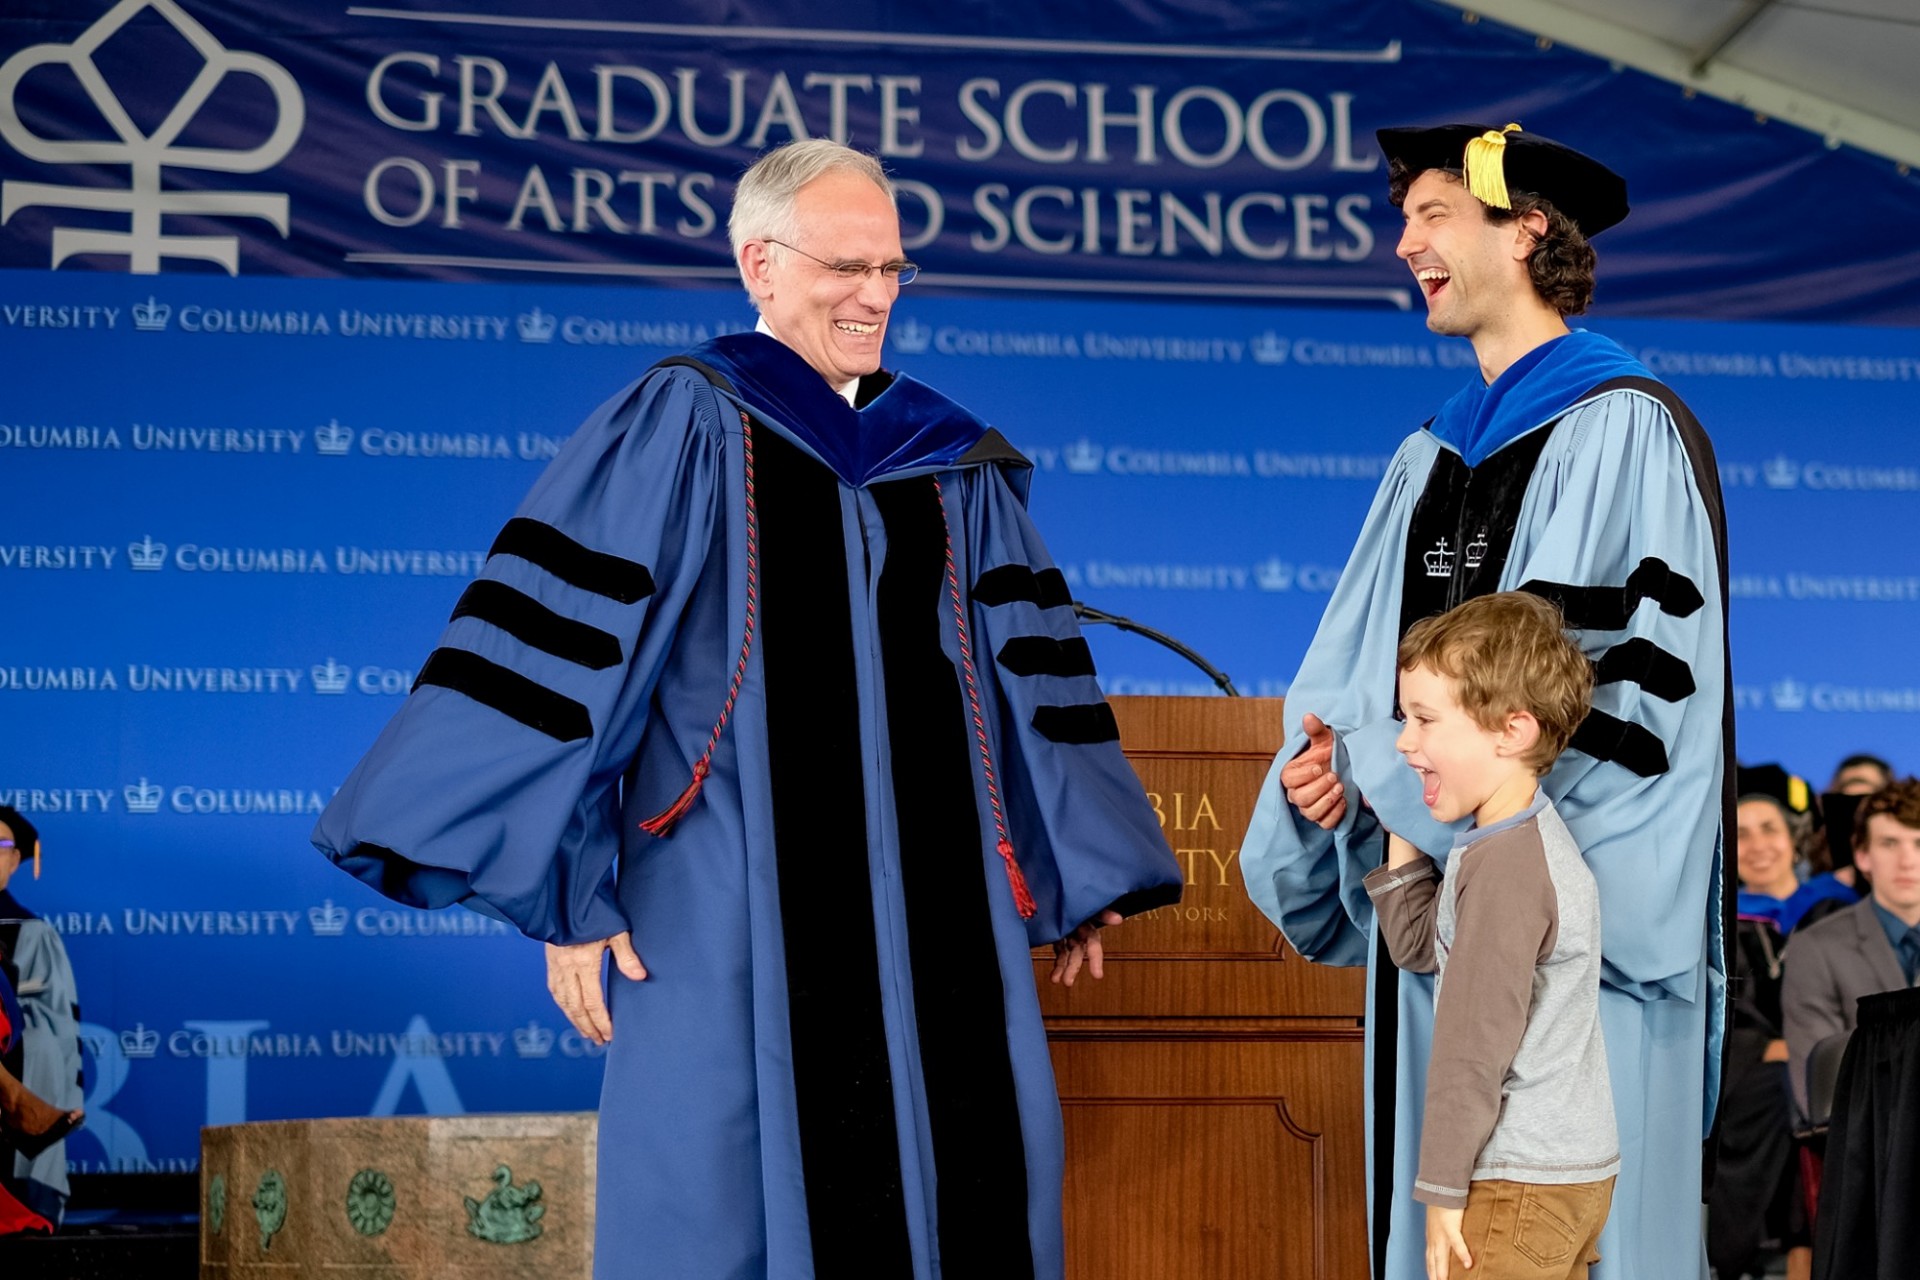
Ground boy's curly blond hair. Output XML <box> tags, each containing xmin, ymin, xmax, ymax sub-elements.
<box><xmin>1398</xmin><ymin>592</ymin><xmax>1594</xmax><ymax>776</ymax></box>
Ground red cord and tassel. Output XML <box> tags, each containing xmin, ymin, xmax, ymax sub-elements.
<box><xmin>936</xmin><ymin>478</ymin><xmax>1035</xmax><ymax>920</ymax></box>
<box><xmin>640</xmin><ymin>413</ymin><xmax>758</xmax><ymax>838</ymax></box>
<box><xmin>638</xmin><ymin>759</ymin><xmax>709</xmax><ymax>837</ymax></box>
<box><xmin>996</xmin><ymin>837</ymin><xmax>1037</xmax><ymax>919</ymax></box>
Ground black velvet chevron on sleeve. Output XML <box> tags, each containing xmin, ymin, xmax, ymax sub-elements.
<box><xmin>1592</xmin><ymin>637</ymin><xmax>1696</xmax><ymax>702</ymax></box>
<box><xmin>995</xmin><ymin>636</ymin><xmax>1097</xmax><ymax>678</ymax></box>
<box><xmin>972</xmin><ymin>564</ymin><xmax>1072</xmax><ymax>610</ymax></box>
<box><xmin>1031</xmin><ymin>703</ymin><xmax>1121</xmax><ymax>745</ymax></box>
<box><xmin>487</xmin><ymin>518</ymin><xmax>656</xmax><ymax>604</ymax></box>
<box><xmin>450</xmin><ymin>580</ymin><xmax>624</xmax><ymax>670</ymax></box>
<box><xmin>1521</xmin><ymin>556</ymin><xmax>1704</xmax><ymax>630</ymax></box>
<box><xmin>412</xmin><ymin>648</ymin><xmax>593</xmax><ymax>743</ymax></box>
<box><xmin>1569</xmin><ymin>709</ymin><xmax>1671</xmax><ymax>778</ymax></box>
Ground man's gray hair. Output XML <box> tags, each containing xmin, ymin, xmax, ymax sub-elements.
<box><xmin>729</xmin><ymin>139</ymin><xmax>896</xmax><ymax>293</ymax></box>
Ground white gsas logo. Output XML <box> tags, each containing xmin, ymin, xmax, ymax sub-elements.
<box><xmin>0</xmin><ymin>0</ymin><xmax>304</xmax><ymax>273</ymax></box>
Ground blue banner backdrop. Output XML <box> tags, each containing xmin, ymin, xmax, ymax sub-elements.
<box><xmin>4</xmin><ymin>270</ymin><xmax>1920</xmax><ymax>1170</ymax></box>
<box><xmin>3</xmin><ymin>0</ymin><xmax>1920</xmax><ymax>1176</ymax></box>
<box><xmin>2</xmin><ymin>0</ymin><xmax>1919</xmax><ymax>321</ymax></box>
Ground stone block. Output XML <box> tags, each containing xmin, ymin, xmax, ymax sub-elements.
<box><xmin>200</xmin><ymin>1113</ymin><xmax>594</xmax><ymax>1279</ymax></box>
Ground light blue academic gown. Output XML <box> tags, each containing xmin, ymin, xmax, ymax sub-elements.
<box><xmin>1242</xmin><ymin>383</ymin><xmax>1729</xmax><ymax>1280</ymax></box>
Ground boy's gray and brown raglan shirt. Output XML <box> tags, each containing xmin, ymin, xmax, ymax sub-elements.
<box><xmin>1362</xmin><ymin>790</ymin><xmax>1619</xmax><ymax>1209</ymax></box>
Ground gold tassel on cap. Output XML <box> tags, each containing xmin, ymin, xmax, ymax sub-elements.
<box><xmin>32</xmin><ymin>838</ymin><xmax>41</xmax><ymax>879</ymax></box>
<box><xmin>1463</xmin><ymin>123</ymin><xmax>1522</xmax><ymax>210</ymax></box>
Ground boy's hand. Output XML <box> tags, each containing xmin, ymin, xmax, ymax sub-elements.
<box><xmin>1386</xmin><ymin>833</ymin><xmax>1421</xmax><ymax>869</ymax></box>
<box><xmin>1426</xmin><ymin>1204</ymin><xmax>1471</xmax><ymax>1280</ymax></box>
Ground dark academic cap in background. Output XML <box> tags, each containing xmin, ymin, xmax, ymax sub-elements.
<box><xmin>1377</xmin><ymin>122</ymin><xmax>1631</xmax><ymax>237</ymax></box>
<box><xmin>1737</xmin><ymin>762</ymin><xmax>1813</xmax><ymax>816</ymax></box>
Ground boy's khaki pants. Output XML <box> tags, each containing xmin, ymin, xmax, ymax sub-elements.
<box><xmin>1449</xmin><ymin>1177</ymin><xmax>1616</xmax><ymax>1279</ymax></box>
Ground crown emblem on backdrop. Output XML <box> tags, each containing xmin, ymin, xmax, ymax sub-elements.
<box><xmin>119</xmin><ymin>1023</ymin><xmax>161</xmax><ymax>1059</ymax></box>
<box><xmin>512</xmin><ymin>1022</ymin><xmax>556</xmax><ymax>1059</ymax></box>
<box><xmin>308</xmin><ymin>900</ymin><xmax>350</xmax><ymax>936</ymax></box>
<box><xmin>1254</xmin><ymin>557</ymin><xmax>1295</xmax><ymax>592</ymax></box>
<box><xmin>1463</xmin><ymin>529</ymin><xmax>1489</xmax><ymax>570</ymax></box>
<box><xmin>0</xmin><ymin>0</ymin><xmax>304</xmax><ymax>273</ymax></box>
<box><xmin>1770</xmin><ymin>678</ymin><xmax>1809</xmax><ymax>712</ymax></box>
<box><xmin>1250</xmin><ymin>331</ymin><xmax>1289</xmax><ymax>365</ymax></box>
<box><xmin>1764</xmin><ymin>455</ymin><xmax>1801</xmax><ymax>489</ymax></box>
<box><xmin>889</xmin><ymin>317</ymin><xmax>931</xmax><ymax>354</ymax></box>
<box><xmin>1424</xmin><ymin>537</ymin><xmax>1455</xmax><ymax>579</ymax></box>
<box><xmin>131</xmin><ymin>296</ymin><xmax>172</xmax><ymax>330</ymax></box>
<box><xmin>310</xmin><ymin>659</ymin><xmax>351</xmax><ymax>694</ymax></box>
<box><xmin>127</xmin><ymin>536</ymin><xmax>167</xmax><ymax>570</ymax></box>
<box><xmin>314</xmin><ymin>420</ymin><xmax>353</xmax><ymax>455</ymax></box>
<box><xmin>1062</xmin><ymin>438</ymin><xmax>1103</xmax><ymax>474</ymax></box>
<box><xmin>516</xmin><ymin>308</ymin><xmax>557</xmax><ymax>343</ymax></box>
<box><xmin>123</xmin><ymin>777</ymin><xmax>163</xmax><ymax>813</ymax></box>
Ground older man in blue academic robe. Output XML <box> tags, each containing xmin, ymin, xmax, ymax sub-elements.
<box><xmin>315</xmin><ymin>140</ymin><xmax>1181</xmax><ymax>1280</ymax></box>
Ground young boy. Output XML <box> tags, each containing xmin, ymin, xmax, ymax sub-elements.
<box><xmin>1362</xmin><ymin>592</ymin><xmax>1617</xmax><ymax>1280</ymax></box>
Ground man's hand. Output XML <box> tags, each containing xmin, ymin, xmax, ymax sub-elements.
<box><xmin>545</xmin><ymin>932</ymin><xmax>647</xmax><ymax>1045</ymax></box>
<box><xmin>1050</xmin><ymin>909</ymin><xmax>1124</xmax><ymax>987</ymax></box>
<box><xmin>1426</xmin><ymin>1204</ymin><xmax>1472</xmax><ymax>1279</ymax></box>
<box><xmin>1280</xmin><ymin>712</ymin><xmax>1347</xmax><ymax>830</ymax></box>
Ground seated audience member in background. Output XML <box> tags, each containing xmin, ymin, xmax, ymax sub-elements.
<box><xmin>1712</xmin><ymin>789</ymin><xmax>1812</xmax><ymax>1280</ymax></box>
<box><xmin>1826</xmin><ymin>754</ymin><xmax>1893</xmax><ymax>797</ymax></box>
<box><xmin>0</xmin><ymin>807</ymin><xmax>83</xmax><ymax>1226</ymax></box>
<box><xmin>1791</xmin><ymin>789</ymin><xmax>1868</xmax><ymax>931</ymax></box>
<box><xmin>1734</xmin><ymin>769</ymin><xmax>1854</xmax><ymax>933</ymax></box>
<box><xmin>1782</xmin><ymin>778</ymin><xmax>1920</xmax><ymax>1117</ymax></box>
<box><xmin>1735</xmin><ymin>789</ymin><xmax>1802</xmax><ymax>925</ymax></box>
<box><xmin>0</xmin><ymin>967</ymin><xmax>80</xmax><ymax>1236</ymax></box>
<box><xmin>1801</xmin><ymin>756</ymin><xmax>1894</xmax><ymax>917</ymax></box>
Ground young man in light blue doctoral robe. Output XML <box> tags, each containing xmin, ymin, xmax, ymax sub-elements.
<box><xmin>1241</xmin><ymin>125</ymin><xmax>1732</xmax><ymax>1280</ymax></box>
<box><xmin>313</xmin><ymin>141</ymin><xmax>1181</xmax><ymax>1280</ymax></box>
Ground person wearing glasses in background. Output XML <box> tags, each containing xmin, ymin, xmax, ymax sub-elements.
<box><xmin>314</xmin><ymin>138</ymin><xmax>1181</xmax><ymax>1280</ymax></box>
<box><xmin>0</xmin><ymin>806</ymin><xmax>84</xmax><ymax>1229</ymax></box>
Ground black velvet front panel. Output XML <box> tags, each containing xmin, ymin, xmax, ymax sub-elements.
<box><xmin>1399</xmin><ymin>427</ymin><xmax>1555</xmax><ymax>632</ymax></box>
<box><xmin>871</xmin><ymin>476</ymin><xmax>1036</xmax><ymax>1280</ymax></box>
<box><xmin>753</xmin><ymin>427</ymin><xmax>913</xmax><ymax>1275</ymax></box>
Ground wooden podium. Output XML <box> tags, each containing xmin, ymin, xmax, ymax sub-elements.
<box><xmin>1034</xmin><ymin>696</ymin><xmax>1368</xmax><ymax>1280</ymax></box>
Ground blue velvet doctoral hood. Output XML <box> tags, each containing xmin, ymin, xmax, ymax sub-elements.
<box><xmin>687</xmin><ymin>332</ymin><xmax>997</xmax><ymax>486</ymax></box>
<box><xmin>1431</xmin><ymin>329</ymin><xmax>1650</xmax><ymax>466</ymax></box>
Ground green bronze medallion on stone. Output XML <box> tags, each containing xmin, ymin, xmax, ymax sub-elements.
<box><xmin>464</xmin><ymin>1165</ymin><xmax>546</xmax><ymax>1244</ymax></box>
<box><xmin>252</xmin><ymin>1169</ymin><xmax>288</xmax><ymax>1251</ymax></box>
<box><xmin>207</xmin><ymin>1172</ymin><xmax>227</xmax><ymax>1235</ymax></box>
<box><xmin>346</xmin><ymin>1167</ymin><xmax>397</xmax><ymax>1237</ymax></box>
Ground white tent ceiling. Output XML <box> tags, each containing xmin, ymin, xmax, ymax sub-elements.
<box><xmin>1433</xmin><ymin>0</ymin><xmax>1920</xmax><ymax>171</ymax></box>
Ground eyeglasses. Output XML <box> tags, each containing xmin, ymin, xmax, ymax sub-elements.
<box><xmin>764</xmin><ymin>239</ymin><xmax>918</xmax><ymax>286</ymax></box>
<box><xmin>0</xmin><ymin>840</ymin><xmax>14</xmax><ymax>849</ymax></box>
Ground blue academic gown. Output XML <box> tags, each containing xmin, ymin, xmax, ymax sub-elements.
<box><xmin>314</xmin><ymin>333</ymin><xmax>1181</xmax><ymax>1280</ymax></box>
<box><xmin>1241</xmin><ymin>340</ymin><xmax>1730</xmax><ymax>1280</ymax></box>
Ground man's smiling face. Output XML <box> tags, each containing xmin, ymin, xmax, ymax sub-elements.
<box><xmin>748</xmin><ymin>170</ymin><xmax>902</xmax><ymax>386</ymax></box>
<box><xmin>1395</xmin><ymin>168</ymin><xmax>1526</xmax><ymax>341</ymax></box>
